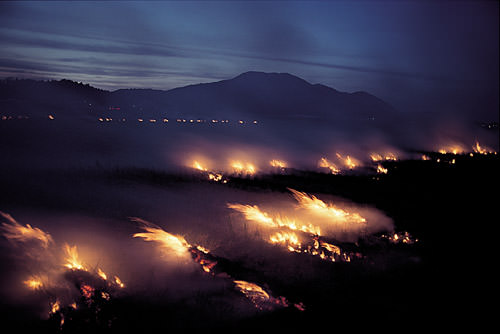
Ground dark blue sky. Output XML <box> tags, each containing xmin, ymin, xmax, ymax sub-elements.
<box><xmin>0</xmin><ymin>1</ymin><xmax>498</xmax><ymax>119</ymax></box>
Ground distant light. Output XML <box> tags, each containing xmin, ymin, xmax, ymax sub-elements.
<box><xmin>238</xmin><ymin>120</ymin><xmax>244</xmax><ymax>124</ymax></box>
<box><xmin>163</xmin><ymin>118</ymin><xmax>169</xmax><ymax>123</ymax></box>
<box><xmin>138</xmin><ymin>118</ymin><xmax>144</xmax><ymax>122</ymax></box>
<box><xmin>253</xmin><ymin>120</ymin><xmax>258</xmax><ymax>124</ymax></box>
<box><xmin>48</xmin><ymin>115</ymin><xmax>55</xmax><ymax>120</ymax></box>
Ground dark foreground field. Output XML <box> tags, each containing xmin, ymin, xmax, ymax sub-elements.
<box><xmin>0</xmin><ymin>153</ymin><xmax>497</xmax><ymax>333</ymax></box>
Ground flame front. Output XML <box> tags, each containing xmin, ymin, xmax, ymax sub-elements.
<box><xmin>228</xmin><ymin>203</ymin><xmax>321</xmax><ymax>235</ymax></box>
<box><xmin>335</xmin><ymin>153</ymin><xmax>359</xmax><ymax>169</ymax></box>
<box><xmin>473</xmin><ymin>141</ymin><xmax>495</xmax><ymax>155</ymax></box>
<box><xmin>1</xmin><ymin>211</ymin><xmax>53</xmax><ymax>248</ymax></box>
<box><xmin>63</xmin><ymin>244</ymin><xmax>86</xmax><ymax>271</ymax></box>
<box><xmin>227</xmin><ymin>204</ymin><xmax>275</xmax><ymax>227</ymax></box>
<box><xmin>270</xmin><ymin>159</ymin><xmax>287</xmax><ymax>168</ymax></box>
<box><xmin>230</xmin><ymin>161</ymin><xmax>257</xmax><ymax>175</ymax></box>
<box><xmin>318</xmin><ymin>157</ymin><xmax>340</xmax><ymax>174</ymax></box>
<box><xmin>370</xmin><ymin>152</ymin><xmax>398</xmax><ymax>161</ymax></box>
<box><xmin>132</xmin><ymin>218</ymin><xmax>191</xmax><ymax>257</ymax></box>
<box><xmin>289</xmin><ymin>188</ymin><xmax>366</xmax><ymax>225</ymax></box>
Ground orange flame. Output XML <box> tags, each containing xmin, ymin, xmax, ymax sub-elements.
<box><xmin>230</xmin><ymin>161</ymin><xmax>256</xmax><ymax>175</ymax></box>
<box><xmin>50</xmin><ymin>300</ymin><xmax>60</xmax><ymax>314</ymax></box>
<box><xmin>0</xmin><ymin>211</ymin><xmax>53</xmax><ymax>248</ymax></box>
<box><xmin>192</xmin><ymin>161</ymin><xmax>208</xmax><ymax>171</ymax></box>
<box><xmin>114</xmin><ymin>276</ymin><xmax>125</xmax><ymax>288</ymax></box>
<box><xmin>473</xmin><ymin>141</ymin><xmax>495</xmax><ymax>155</ymax></box>
<box><xmin>63</xmin><ymin>244</ymin><xmax>86</xmax><ymax>271</ymax></box>
<box><xmin>227</xmin><ymin>204</ymin><xmax>275</xmax><ymax>226</ymax></box>
<box><xmin>270</xmin><ymin>159</ymin><xmax>287</xmax><ymax>168</ymax></box>
<box><xmin>377</xmin><ymin>164</ymin><xmax>388</xmax><ymax>174</ymax></box>
<box><xmin>335</xmin><ymin>153</ymin><xmax>359</xmax><ymax>169</ymax></box>
<box><xmin>289</xmin><ymin>188</ymin><xmax>366</xmax><ymax>225</ymax></box>
<box><xmin>132</xmin><ymin>218</ymin><xmax>191</xmax><ymax>258</ymax></box>
<box><xmin>318</xmin><ymin>157</ymin><xmax>340</xmax><ymax>174</ymax></box>
<box><xmin>97</xmin><ymin>268</ymin><xmax>107</xmax><ymax>280</ymax></box>
<box><xmin>228</xmin><ymin>203</ymin><xmax>321</xmax><ymax>235</ymax></box>
<box><xmin>370</xmin><ymin>152</ymin><xmax>398</xmax><ymax>161</ymax></box>
<box><xmin>24</xmin><ymin>276</ymin><xmax>43</xmax><ymax>290</ymax></box>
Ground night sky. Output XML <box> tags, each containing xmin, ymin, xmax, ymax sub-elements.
<box><xmin>0</xmin><ymin>1</ymin><xmax>498</xmax><ymax>119</ymax></box>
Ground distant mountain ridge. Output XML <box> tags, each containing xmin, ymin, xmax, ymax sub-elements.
<box><xmin>0</xmin><ymin>72</ymin><xmax>395</xmax><ymax>121</ymax></box>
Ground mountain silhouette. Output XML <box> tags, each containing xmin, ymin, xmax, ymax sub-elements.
<box><xmin>0</xmin><ymin>72</ymin><xmax>395</xmax><ymax>121</ymax></box>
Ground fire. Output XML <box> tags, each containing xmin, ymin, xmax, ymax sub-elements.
<box><xmin>80</xmin><ymin>284</ymin><xmax>94</xmax><ymax>299</ymax></box>
<box><xmin>473</xmin><ymin>141</ymin><xmax>495</xmax><ymax>155</ymax></box>
<box><xmin>114</xmin><ymin>276</ymin><xmax>125</xmax><ymax>288</ymax></box>
<box><xmin>230</xmin><ymin>161</ymin><xmax>257</xmax><ymax>175</ymax></box>
<box><xmin>208</xmin><ymin>173</ymin><xmax>223</xmax><ymax>182</ymax></box>
<box><xmin>192</xmin><ymin>161</ymin><xmax>208</xmax><ymax>171</ymax></box>
<box><xmin>336</xmin><ymin>153</ymin><xmax>359</xmax><ymax>169</ymax></box>
<box><xmin>50</xmin><ymin>300</ymin><xmax>61</xmax><ymax>314</ymax></box>
<box><xmin>382</xmin><ymin>231</ymin><xmax>418</xmax><ymax>244</ymax></box>
<box><xmin>63</xmin><ymin>244</ymin><xmax>86</xmax><ymax>271</ymax></box>
<box><xmin>377</xmin><ymin>164</ymin><xmax>388</xmax><ymax>174</ymax></box>
<box><xmin>269</xmin><ymin>231</ymin><xmax>301</xmax><ymax>251</ymax></box>
<box><xmin>132</xmin><ymin>218</ymin><xmax>191</xmax><ymax>258</ymax></box>
<box><xmin>318</xmin><ymin>157</ymin><xmax>340</xmax><ymax>174</ymax></box>
<box><xmin>97</xmin><ymin>268</ymin><xmax>107</xmax><ymax>280</ymax></box>
<box><xmin>227</xmin><ymin>204</ymin><xmax>275</xmax><ymax>226</ymax></box>
<box><xmin>233</xmin><ymin>280</ymin><xmax>303</xmax><ymax>311</ymax></box>
<box><xmin>289</xmin><ymin>188</ymin><xmax>366</xmax><ymax>225</ymax></box>
<box><xmin>270</xmin><ymin>159</ymin><xmax>287</xmax><ymax>168</ymax></box>
<box><xmin>0</xmin><ymin>211</ymin><xmax>53</xmax><ymax>248</ymax></box>
<box><xmin>189</xmin><ymin>247</ymin><xmax>218</xmax><ymax>273</ymax></box>
<box><xmin>233</xmin><ymin>280</ymin><xmax>270</xmax><ymax>303</ymax></box>
<box><xmin>370</xmin><ymin>152</ymin><xmax>398</xmax><ymax>161</ymax></box>
<box><xmin>227</xmin><ymin>203</ymin><xmax>321</xmax><ymax>235</ymax></box>
<box><xmin>24</xmin><ymin>276</ymin><xmax>43</xmax><ymax>290</ymax></box>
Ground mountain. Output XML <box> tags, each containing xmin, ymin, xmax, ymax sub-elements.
<box><xmin>0</xmin><ymin>72</ymin><xmax>395</xmax><ymax>121</ymax></box>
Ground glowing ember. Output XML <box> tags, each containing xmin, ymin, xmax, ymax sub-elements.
<box><xmin>381</xmin><ymin>231</ymin><xmax>418</xmax><ymax>244</ymax></box>
<box><xmin>377</xmin><ymin>164</ymin><xmax>388</xmax><ymax>174</ymax></box>
<box><xmin>318</xmin><ymin>157</ymin><xmax>340</xmax><ymax>174</ymax></box>
<box><xmin>132</xmin><ymin>218</ymin><xmax>191</xmax><ymax>258</ymax></box>
<box><xmin>81</xmin><ymin>284</ymin><xmax>94</xmax><ymax>299</ymax></box>
<box><xmin>208</xmin><ymin>173</ymin><xmax>223</xmax><ymax>182</ymax></box>
<box><xmin>24</xmin><ymin>276</ymin><xmax>43</xmax><ymax>290</ymax></box>
<box><xmin>189</xmin><ymin>247</ymin><xmax>218</xmax><ymax>273</ymax></box>
<box><xmin>50</xmin><ymin>300</ymin><xmax>60</xmax><ymax>314</ymax></box>
<box><xmin>63</xmin><ymin>244</ymin><xmax>86</xmax><ymax>271</ymax></box>
<box><xmin>0</xmin><ymin>211</ymin><xmax>53</xmax><ymax>248</ymax></box>
<box><xmin>289</xmin><ymin>188</ymin><xmax>367</xmax><ymax>225</ymax></box>
<box><xmin>270</xmin><ymin>159</ymin><xmax>287</xmax><ymax>168</ymax></box>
